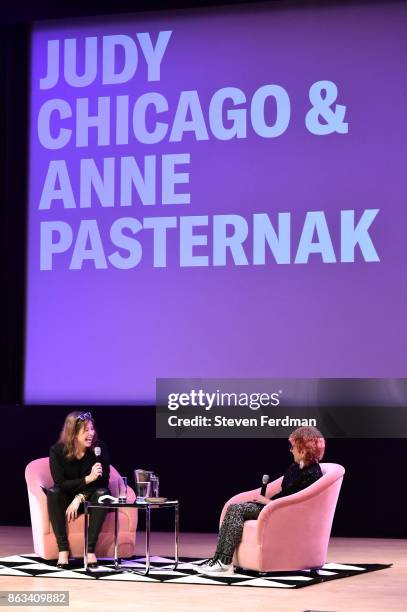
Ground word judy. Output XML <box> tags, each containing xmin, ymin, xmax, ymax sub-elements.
<box><xmin>39</xmin><ymin>31</ymin><xmax>172</xmax><ymax>89</ymax></box>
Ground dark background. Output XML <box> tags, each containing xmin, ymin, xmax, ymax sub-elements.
<box><xmin>0</xmin><ymin>0</ymin><xmax>405</xmax><ymax>537</ymax></box>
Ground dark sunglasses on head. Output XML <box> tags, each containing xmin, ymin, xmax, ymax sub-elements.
<box><xmin>77</xmin><ymin>411</ymin><xmax>92</xmax><ymax>421</ymax></box>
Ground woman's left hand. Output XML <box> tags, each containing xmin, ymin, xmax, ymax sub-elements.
<box><xmin>65</xmin><ymin>497</ymin><xmax>81</xmax><ymax>522</ymax></box>
<box><xmin>251</xmin><ymin>494</ymin><xmax>270</xmax><ymax>505</ymax></box>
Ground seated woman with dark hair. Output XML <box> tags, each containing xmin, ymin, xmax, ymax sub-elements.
<box><xmin>47</xmin><ymin>411</ymin><xmax>110</xmax><ymax>570</ymax></box>
<box><xmin>202</xmin><ymin>425</ymin><xmax>326</xmax><ymax>573</ymax></box>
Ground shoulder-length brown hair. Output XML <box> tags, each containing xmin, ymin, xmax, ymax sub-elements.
<box><xmin>290</xmin><ymin>425</ymin><xmax>325</xmax><ymax>465</ymax></box>
<box><xmin>58</xmin><ymin>411</ymin><xmax>98</xmax><ymax>460</ymax></box>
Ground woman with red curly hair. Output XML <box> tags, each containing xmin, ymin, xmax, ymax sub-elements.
<box><xmin>202</xmin><ymin>426</ymin><xmax>325</xmax><ymax>573</ymax></box>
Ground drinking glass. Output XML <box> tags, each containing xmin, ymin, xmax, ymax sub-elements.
<box><xmin>135</xmin><ymin>481</ymin><xmax>151</xmax><ymax>502</ymax></box>
<box><xmin>118</xmin><ymin>476</ymin><xmax>128</xmax><ymax>503</ymax></box>
<box><xmin>150</xmin><ymin>475</ymin><xmax>159</xmax><ymax>497</ymax></box>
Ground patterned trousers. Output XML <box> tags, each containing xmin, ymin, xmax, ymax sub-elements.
<box><xmin>214</xmin><ymin>502</ymin><xmax>263</xmax><ymax>565</ymax></box>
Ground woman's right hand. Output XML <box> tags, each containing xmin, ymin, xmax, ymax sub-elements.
<box><xmin>86</xmin><ymin>462</ymin><xmax>103</xmax><ymax>483</ymax></box>
<box><xmin>251</xmin><ymin>494</ymin><xmax>270</xmax><ymax>505</ymax></box>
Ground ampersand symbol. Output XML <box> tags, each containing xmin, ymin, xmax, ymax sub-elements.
<box><xmin>305</xmin><ymin>80</ymin><xmax>348</xmax><ymax>135</ymax></box>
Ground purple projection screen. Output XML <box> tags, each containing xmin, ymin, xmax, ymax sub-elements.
<box><xmin>25</xmin><ymin>1</ymin><xmax>407</xmax><ymax>405</ymax></box>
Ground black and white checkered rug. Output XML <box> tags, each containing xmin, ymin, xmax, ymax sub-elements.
<box><xmin>0</xmin><ymin>554</ymin><xmax>391</xmax><ymax>589</ymax></box>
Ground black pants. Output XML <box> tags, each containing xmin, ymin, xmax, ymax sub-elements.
<box><xmin>47</xmin><ymin>486</ymin><xmax>109</xmax><ymax>554</ymax></box>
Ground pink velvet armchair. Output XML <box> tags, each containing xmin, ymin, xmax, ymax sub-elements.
<box><xmin>220</xmin><ymin>462</ymin><xmax>345</xmax><ymax>572</ymax></box>
<box><xmin>25</xmin><ymin>458</ymin><xmax>138</xmax><ymax>560</ymax></box>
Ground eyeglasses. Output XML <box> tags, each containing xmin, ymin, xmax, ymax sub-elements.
<box><xmin>77</xmin><ymin>412</ymin><xmax>92</xmax><ymax>421</ymax></box>
<box><xmin>288</xmin><ymin>442</ymin><xmax>294</xmax><ymax>452</ymax></box>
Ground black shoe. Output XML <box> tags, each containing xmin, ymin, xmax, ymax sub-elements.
<box><xmin>56</xmin><ymin>562</ymin><xmax>70</xmax><ymax>570</ymax></box>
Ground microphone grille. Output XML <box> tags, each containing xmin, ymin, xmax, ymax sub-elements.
<box><xmin>94</xmin><ymin>446</ymin><xmax>101</xmax><ymax>457</ymax></box>
<box><xmin>262</xmin><ymin>474</ymin><xmax>270</xmax><ymax>484</ymax></box>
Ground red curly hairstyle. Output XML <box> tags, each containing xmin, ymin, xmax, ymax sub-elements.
<box><xmin>289</xmin><ymin>426</ymin><xmax>325</xmax><ymax>465</ymax></box>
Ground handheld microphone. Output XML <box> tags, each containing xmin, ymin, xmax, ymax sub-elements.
<box><xmin>260</xmin><ymin>474</ymin><xmax>269</xmax><ymax>496</ymax></box>
<box><xmin>94</xmin><ymin>446</ymin><xmax>102</xmax><ymax>478</ymax></box>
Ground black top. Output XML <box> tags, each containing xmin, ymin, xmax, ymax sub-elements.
<box><xmin>49</xmin><ymin>440</ymin><xmax>110</xmax><ymax>498</ymax></box>
<box><xmin>271</xmin><ymin>462</ymin><xmax>323</xmax><ymax>500</ymax></box>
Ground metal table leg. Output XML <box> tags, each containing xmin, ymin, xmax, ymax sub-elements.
<box><xmin>113</xmin><ymin>507</ymin><xmax>120</xmax><ymax>571</ymax></box>
<box><xmin>122</xmin><ymin>504</ymin><xmax>151</xmax><ymax>576</ymax></box>
<box><xmin>83</xmin><ymin>504</ymin><xmax>89</xmax><ymax>571</ymax></box>
<box><xmin>174</xmin><ymin>503</ymin><xmax>179</xmax><ymax>570</ymax></box>
<box><xmin>144</xmin><ymin>505</ymin><xmax>151</xmax><ymax>575</ymax></box>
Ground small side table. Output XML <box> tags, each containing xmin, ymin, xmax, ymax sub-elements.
<box><xmin>83</xmin><ymin>500</ymin><xmax>179</xmax><ymax>575</ymax></box>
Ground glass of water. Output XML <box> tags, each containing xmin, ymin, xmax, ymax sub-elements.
<box><xmin>135</xmin><ymin>481</ymin><xmax>151</xmax><ymax>502</ymax></box>
<box><xmin>150</xmin><ymin>475</ymin><xmax>159</xmax><ymax>497</ymax></box>
<box><xmin>118</xmin><ymin>476</ymin><xmax>128</xmax><ymax>503</ymax></box>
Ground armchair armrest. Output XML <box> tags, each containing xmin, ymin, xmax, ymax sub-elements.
<box><xmin>25</xmin><ymin>461</ymin><xmax>53</xmax><ymax>497</ymax></box>
<box><xmin>256</xmin><ymin>474</ymin><xmax>343</xmax><ymax>544</ymax></box>
<box><xmin>219</xmin><ymin>476</ymin><xmax>283</xmax><ymax>526</ymax></box>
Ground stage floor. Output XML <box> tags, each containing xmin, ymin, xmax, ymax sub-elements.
<box><xmin>0</xmin><ymin>527</ymin><xmax>405</xmax><ymax>611</ymax></box>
